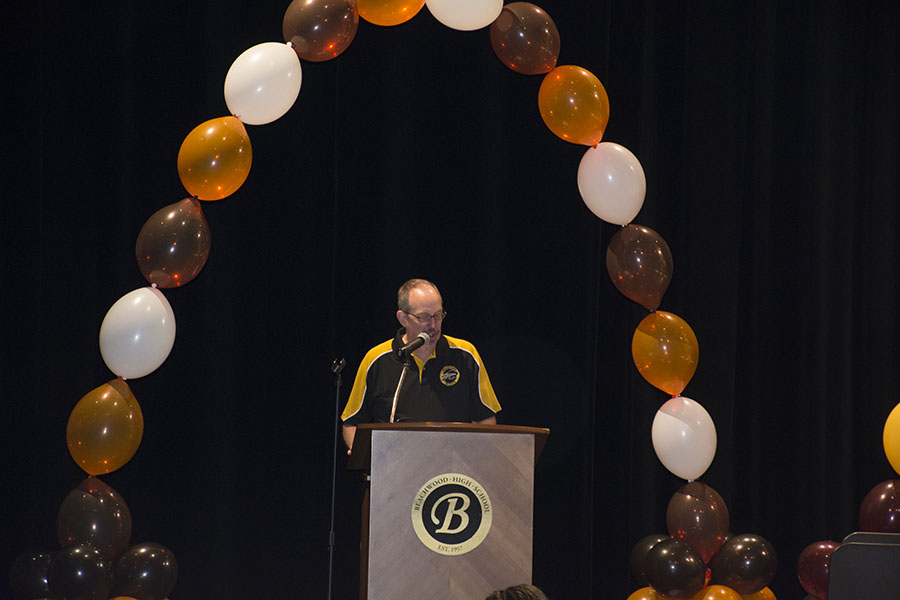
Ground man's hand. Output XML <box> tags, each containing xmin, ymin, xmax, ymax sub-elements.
<box><xmin>342</xmin><ymin>423</ymin><xmax>357</xmax><ymax>454</ymax></box>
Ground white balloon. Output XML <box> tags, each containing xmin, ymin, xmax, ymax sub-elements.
<box><xmin>425</xmin><ymin>0</ymin><xmax>503</xmax><ymax>31</ymax></box>
<box><xmin>224</xmin><ymin>42</ymin><xmax>302</xmax><ymax>125</ymax></box>
<box><xmin>99</xmin><ymin>287</ymin><xmax>176</xmax><ymax>379</ymax></box>
<box><xmin>577</xmin><ymin>142</ymin><xmax>646</xmax><ymax>226</ymax></box>
<box><xmin>651</xmin><ymin>396</ymin><xmax>717</xmax><ymax>481</ymax></box>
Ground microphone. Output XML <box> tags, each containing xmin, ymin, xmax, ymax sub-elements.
<box><xmin>397</xmin><ymin>332</ymin><xmax>431</xmax><ymax>357</ymax></box>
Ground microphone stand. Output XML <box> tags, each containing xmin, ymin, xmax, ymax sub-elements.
<box><xmin>327</xmin><ymin>357</ymin><xmax>345</xmax><ymax>600</ymax></box>
<box><xmin>389</xmin><ymin>350</ymin><xmax>412</xmax><ymax>423</ymax></box>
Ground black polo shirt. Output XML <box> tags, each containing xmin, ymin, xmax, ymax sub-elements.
<box><xmin>342</xmin><ymin>328</ymin><xmax>501</xmax><ymax>425</ymax></box>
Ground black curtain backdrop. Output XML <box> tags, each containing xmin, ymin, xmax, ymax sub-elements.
<box><xmin>2</xmin><ymin>1</ymin><xmax>899</xmax><ymax>598</ymax></box>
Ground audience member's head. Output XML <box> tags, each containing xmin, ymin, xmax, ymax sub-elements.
<box><xmin>484</xmin><ymin>583</ymin><xmax>549</xmax><ymax>600</ymax></box>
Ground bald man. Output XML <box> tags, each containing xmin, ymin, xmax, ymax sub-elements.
<box><xmin>341</xmin><ymin>278</ymin><xmax>501</xmax><ymax>450</ymax></box>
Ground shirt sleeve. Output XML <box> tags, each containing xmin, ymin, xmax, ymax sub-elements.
<box><xmin>444</xmin><ymin>336</ymin><xmax>501</xmax><ymax>420</ymax></box>
<box><xmin>341</xmin><ymin>340</ymin><xmax>393</xmax><ymax>425</ymax></box>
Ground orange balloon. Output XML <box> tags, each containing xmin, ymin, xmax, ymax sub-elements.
<box><xmin>691</xmin><ymin>586</ymin><xmax>742</xmax><ymax>600</ymax></box>
<box><xmin>632</xmin><ymin>311</ymin><xmax>699</xmax><ymax>396</ymax></box>
<box><xmin>356</xmin><ymin>0</ymin><xmax>425</xmax><ymax>26</ymax></box>
<box><xmin>741</xmin><ymin>588</ymin><xmax>775</xmax><ymax>600</ymax></box>
<box><xmin>627</xmin><ymin>587</ymin><xmax>659</xmax><ymax>600</ymax></box>
<box><xmin>67</xmin><ymin>379</ymin><xmax>144</xmax><ymax>475</ymax></box>
<box><xmin>883</xmin><ymin>401</ymin><xmax>900</xmax><ymax>476</ymax></box>
<box><xmin>177</xmin><ymin>116</ymin><xmax>252</xmax><ymax>200</ymax></box>
<box><xmin>538</xmin><ymin>65</ymin><xmax>610</xmax><ymax>146</ymax></box>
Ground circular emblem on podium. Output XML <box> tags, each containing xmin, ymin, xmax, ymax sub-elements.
<box><xmin>411</xmin><ymin>473</ymin><xmax>493</xmax><ymax>555</ymax></box>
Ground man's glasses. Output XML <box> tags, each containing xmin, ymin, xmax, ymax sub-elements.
<box><xmin>403</xmin><ymin>310</ymin><xmax>447</xmax><ymax>323</ymax></box>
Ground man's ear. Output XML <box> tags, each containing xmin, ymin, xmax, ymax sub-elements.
<box><xmin>397</xmin><ymin>309</ymin><xmax>407</xmax><ymax>327</ymax></box>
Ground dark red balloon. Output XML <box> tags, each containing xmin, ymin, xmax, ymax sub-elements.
<box><xmin>606</xmin><ymin>224</ymin><xmax>673</xmax><ymax>311</ymax></box>
<box><xmin>666</xmin><ymin>481</ymin><xmax>730</xmax><ymax>564</ymax></box>
<box><xmin>797</xmin><ymin>540</ymin><xmax>838</xmax><ymax>600</ymax></box>
<box><xmin>48</xmin><ymin>544</ymin><xmax>113</xmax><ymax>600</ymax></box>
<box><xmin>57</xmin><ymin>477</ymin><xmax>132</xmax><ymax>560</ymax></box>
<box><xmin>644</xmin><ymin>538</ymin><xmax>706</xmax><ymax>598</ymax></box>
<box><xmin>283</xmin><ymin>0</ymin><xmax>358</xmax><ymax>62</ymax></box>
<box><xmin>859</xmin><ymin>479</ymin><xmax>900</xmax><ymax>532</ymax></box>
<box><xmin>135</xmin><ymin>197</ymin><xmax>211</xmax><ymax>288</ymax></box>
<box><xmin>710</xmin><ymin>533</ymin><xmax>777</xmax><ymax>595</ymax></box>
<box><xmin>113</xmin><ymin>542</ymin><xmax>178</xmax><ymax>600</ymax></box>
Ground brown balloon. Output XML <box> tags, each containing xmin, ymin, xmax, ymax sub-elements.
<box><xmin>709</xmin><ymin>534</ymin><xmax>777</xmax><ymax>595</ymax></box>
<box><xmin>644</xmin><ymin>538</ymin><xmax>707</xmax><ymax>598</ymax></box>
<box><xmin>607</xmin><ymin>224</ymin><xmax>673</xmax><ymax>311</ymax></box>
<box><xmin>489</xmin><ymin>2</ymin><xmax>560</xmax><ymax>75</ymax></box>
<box><xmin>48</xmin><ymin>544</ymin><xmax>114</xmax><ymax>600</ymax></box>
<box><xmin>57</xmin><ymin>477</ymin><xmax>132</xmax><ymax>560</ymax></box>
<box><xmin>66</xmin><ymin>379</ymin><xmax>144</xmax><ymax>476</ymax></box>
<box><xmin>113</xmin><ymin>542</ymin><xmax>177</xmax><ymax>600</ymax></box>
<box><xmin>283</xmin><ymin>0</ymin><xmax>359</xmax><ymax>62</ymax></box>
<box><xmin>9</xmin><ymin>550</ymin><xmax>54</xmax><ymax>600</ymax></box>
<box><xmin>630</xmin><ymin>534</ymin><xmax>670</xmax><ymax>586</ymax></box>
<box><xmin>666</xmin><ymin>481</ymin><xmax>730</xmax><ymax>564</ymax></box>
<box><xmin>135</xmin><ymin>197</ymin><xmax>211</xmax><ymax>288</ymax></box>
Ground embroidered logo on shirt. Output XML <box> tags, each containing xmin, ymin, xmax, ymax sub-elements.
<box><xmin>439</xmin><ymin>365</ymin><xmax>460</xmax><ymax>387</ymax></box>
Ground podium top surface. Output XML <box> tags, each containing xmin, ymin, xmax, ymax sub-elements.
<box><xmin>347</xmin><ymin>422</ymin><xmax>550</xmax><ymax>471</ymax></box>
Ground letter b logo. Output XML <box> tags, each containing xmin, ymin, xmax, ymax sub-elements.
<box><xmin>432</xmin><ymin>492</ymin><xmax>471</xmax><ymax>534</ymax></box>
<box><xmin>412</xmin><ymin>473</ymin><xmax>493</xmax><ymax>555</ymax></box>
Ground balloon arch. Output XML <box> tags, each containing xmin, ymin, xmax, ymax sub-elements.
<box><xmin>13</xmin><ymin>1</ymin><xmax>900</xmax><ymax>599</ymax></box>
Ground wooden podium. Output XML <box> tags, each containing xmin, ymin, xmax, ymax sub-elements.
<box><xmin>348</xmin><ymin>422</ymin><xmax>549</xmax><ymax>599</ymax></box>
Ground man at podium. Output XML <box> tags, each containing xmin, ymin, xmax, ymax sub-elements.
<box><xmin>341</xmin><ymin>278</ymin><xmax>502</xmax><ymax>451</ymax></box>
